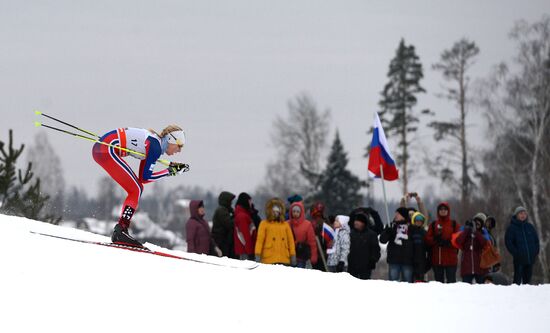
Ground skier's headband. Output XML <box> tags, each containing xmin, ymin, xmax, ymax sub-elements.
<box><xmin>168</xmin><ymin>130</ymin><xmax>186</xmax><ymax>148</ymax></box>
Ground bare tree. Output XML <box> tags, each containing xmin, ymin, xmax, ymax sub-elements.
<box><xmin>430</xmin><ymin>38</ymin><xmax>480</xmax><ymax>214</ymax></box>
<box><xmin>479</xmin><ymin>16</ymin><xmax>550</xmax><ymax>282</ymax></box>
<box><xmin>258</xmin><ymin>93</ymin><xmax>331</xmax><ymax>200</ymax></box>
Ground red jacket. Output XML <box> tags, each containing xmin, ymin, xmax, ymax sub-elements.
<box><xmin>234</xmin><ymin>205</ymin><xmax>256</xmax><ymax>256</ymax></box>
<box><xmin>456</xmin><ymin>229</ymin><xmax>488</xmax><ymax>276</ymax></box>
<box><xmin>288</xmin><ymin>202</ymin><xmax>318</xmax><ymax>265</ymax></box>
<box><xmin>425</xmin><ymin>202</ymin><xmax>461</xmax><ymax>266</ymax></box>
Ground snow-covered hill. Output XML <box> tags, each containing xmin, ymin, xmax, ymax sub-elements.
<box><xmin>1</xmin><ymin>214</ymin><xmax>549</xmax><ymax>333</ymax></box>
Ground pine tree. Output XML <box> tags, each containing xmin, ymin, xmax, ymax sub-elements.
<box><xmin>430</xmin><ymin>38</ymin><xmax>480</xmax><ymax>214</ymax></box>
<box><xmin>314</xmin><ymin>131</ymin><xmax>364</xmax><ymax>216</ymax></box>
<box><xmin>0</xmin><ymin>130</ymin><xmax>58</xmax><ymax>223</ymax></box>
<box><xmin>374</xmin><ymin>38</ymin><xmax>428</xmax><ymax>193</ymax></box>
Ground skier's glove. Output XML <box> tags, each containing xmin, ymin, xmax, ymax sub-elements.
<box><xmin>168</xmin><ymin>162</ymin><xmax>190</xmax><ymax>176</ymax></box>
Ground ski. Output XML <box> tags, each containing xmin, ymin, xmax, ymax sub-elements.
<box><xmin>30</xmin><ymin>231</ymin><xmax>259</xmax><ymax>270</ymax></box>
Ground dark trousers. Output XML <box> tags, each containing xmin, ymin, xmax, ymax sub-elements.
<box><xmin>513</xmin><ymin>263</ymin><xmax>533</xmax><ymax>285</ymax></box>
<box><xmin>350</xmin><ymin>270</ymin><xmax>372</xmax><ymax>280</ymax></box>
<box><xmin>462</xmin><ymin>274</ymin><xmax>484</xmax><ymax>284</ymax></box>
<box><xmin>433</xmin><ymin>266</ymin><xmax>457</xmax><ymax>283</ymax></box>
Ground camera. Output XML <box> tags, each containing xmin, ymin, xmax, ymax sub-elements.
<box><xmin>408</xmin><ymin>192</ymin><xmax>417</xmax><ymax>198</ymax></box>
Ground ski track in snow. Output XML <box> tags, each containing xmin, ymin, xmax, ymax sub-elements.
<box><xmin>1</xmin><ymin>214</ymin><xmax>549</xmax><ymax>333</ymax></box>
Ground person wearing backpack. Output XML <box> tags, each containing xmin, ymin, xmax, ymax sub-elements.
<box><xmin>425</xmin><ymin>202</ymin><xmax>460</xmax><ymax>283</ymax></box>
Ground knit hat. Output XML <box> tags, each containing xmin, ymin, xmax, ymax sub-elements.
<box><xmin>395</xmin><ymin>207</ymin><xmax>410</xmax><ymax>222</ymax></box>
<box><xmin>514</xmin><ymin>206</ymin><xmax>527</xmax><ymax>216</ymax></box>
<box><xmin>287</xmin><ymin>194</ymin><xmax>303</xmax><ymax>204</ymax></box>
<box><xmin>411</xmin><ymin>212</ymin><xmax>426</xmax><ymax>225</ymax></box>
<box><xmin>354</xmin><ymin>213</ymin><xmax>369</xmax><ymax>224</ymax></box>
<box><xmin>473</xmin><ymin>212</ymin><xmax>487</xmax><ymax>223</ymax></box>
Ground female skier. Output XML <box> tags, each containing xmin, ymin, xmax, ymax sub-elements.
<box><xmin>92</xmin><ymin>125</ymin><xmax>188</xmax><ymax>247</ymax></box>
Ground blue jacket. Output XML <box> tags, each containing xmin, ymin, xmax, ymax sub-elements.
<box><xmin>505</xmin><ymin>217</ymin><xmax>540</xmax><ymax>264</ymax></box>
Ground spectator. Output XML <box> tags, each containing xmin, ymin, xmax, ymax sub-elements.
<box><xmin>310</xmin><ymin>202</ymin><xmax>330</xmax><ymax>271</ymax></box>
<box><xmin>456</xmin><ymin>213</ymin><xmax>488</xmax><ymax>284</ymax></box>
<box><xmin>348</xmin><ymin>213</ymin><xmax>381</xmax><ymax>280</ymax></box>
<box><xmin>288</xmin><ymin>201</ymin><xmax>318</xmax><ymax>268</ymax></box>
<box><xmin>484</xmin><ymin>215</ymin><xmax>501</xmax><ymax>272</ymax></box>
<box><xmin>349</xmin><ymin>207</ymin><xmax>383</xmax><ymax>235</ymax></box>
<box><xmin>327</xmin><ymin>215</ymin><xmax>351</xmax><ymax>272</ymax></box>
<box><xmin>410</xmin><ymin>212</ymin><xmax>429</xmax><ymax>282</ymax></box>
<box><xmin>255</xmin><ymin>198</ymin><xmax>296</xmax><ymax>266</ymax></box>
<box><xmin>234</xmin><ymin>192</ymin><xmax>257</xmax><ymax>260</ymax></box>
<box><xmin>186</xmin><ymin>200</ymin><xmax>221</xmax><ymax>256</ymax></box>
<box><xmin>211</xmin><ymin>191</ymin><xmax>236</xmax><ymax>258</ymax></box>
<box><xmin>400</xmin><ymin>192</ymin><xmax>430</xmax><ymax>221</ymax></box>
<box><xmin>425</xmin><ymin>202</ymin><xmax>460</xmax><ymax>283</ymax></box>
<box><xmin>505</xmin><ymin>206</ymin><xmax>540</xmax><ymax>285</ymax></box>
<box><xmin>380</xmin><ymin>207</ymin><xmax>414</xmax><ymax>282</ymax></box>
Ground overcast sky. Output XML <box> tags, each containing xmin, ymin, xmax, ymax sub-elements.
<box><xmin>1</xmin><ymin>1</ymin><xmax>549</xmax><ymax>201</ymax></box>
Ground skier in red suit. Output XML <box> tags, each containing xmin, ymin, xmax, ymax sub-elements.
<box><xmin>92</xmin><ymin>125</ymin><xmax>187</xmax><ymax>247</ymax></box>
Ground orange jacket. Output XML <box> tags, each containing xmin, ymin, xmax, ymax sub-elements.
<box><xmin>288</xmin><ymin>202</ymin><xmax>318</xmax><ymax>264</ymax></box>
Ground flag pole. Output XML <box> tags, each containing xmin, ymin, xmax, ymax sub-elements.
<box><xmin>380</xmin><ymin>165</ymin><xmax>391</xmax><ymax>226</ymax></box>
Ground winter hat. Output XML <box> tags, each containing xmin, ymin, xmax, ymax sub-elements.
<box><xmin>395</xmin><ymin>207</ymin><xmax>410</xmax><ymax>222</ymax></box>
<box><xmin>514</xmin><ymin>206</ymin><xmax>527</xmax><ymax>216</ymax></box>
<box><xmin>287</xmin><ymin>194</ymin><xmax>303</xmax><ymax>204</ymax></box>
<box><xmin>473</xmin><ymin>212</ymin><xmax>487</xmax><ymax>224</ymax></box>
<box><xmin>336</xmin><ymin>215</ymin><xmax>350</xmax><ymax>225</ymax></box>
<box><xmin>411</xmin><ymin>212</ymin><xmax>426</xmax><ymax>225</ymax></box>
<box><xmin>354</xmin><ymin>213</ymin><xmax>369</xmax><ymax>224</ymax></box>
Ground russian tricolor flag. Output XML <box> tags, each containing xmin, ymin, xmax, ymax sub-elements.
<box><xmin>322</xmin><ymin>223</ymin><xmax>335</xmax><ymax>244</ymax></box>
<box><xmin>368</xmin><ymin>113</ymin><xmax>399</xmax><ymax>181</ymax></box>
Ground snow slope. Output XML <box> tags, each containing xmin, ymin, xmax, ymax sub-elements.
<box><xmin>1</xmin><ymin>214</ymin><xmax>549</xmax><ymax>333</ymax></box>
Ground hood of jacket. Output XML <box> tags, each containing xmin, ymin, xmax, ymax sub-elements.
<box><xmin>190</xmin><ymin>200</ymin><xmax>204</xmax><ymax>220</ymax></box>
<box><xmin>265</xmin><ymin>198</ymin><xmax>286</xmax><ymax>222</ymax></box>
<box><xmin>289</xmin><ymin>201</ymin><xmax>306</xmax><ymax>225</ymax></box>
<box><xmin>218</xmin><ymin>191</ymin><xmax>235</xmax><ymax>209</ymax></box>
<box><xmin>436</xmin><ymin>202</ymin><xmax>451</xmax><ymax>222</ymax></box>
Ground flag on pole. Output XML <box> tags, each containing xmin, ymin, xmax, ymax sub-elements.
<box><xmin>321</xmin><ymin>223</ymin><xmax>335</xmax><ymax>244</ymax></box>
<box><xmin>368</xmin><ymin>113</ymin><xmax>399</xmax><ymax>180</ymax></box>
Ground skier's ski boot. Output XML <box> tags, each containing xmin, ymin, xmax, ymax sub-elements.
<box><xmin>111</xmin><ymin>224</ymin><xmax>143</xmax><ymax>248</ymax></box>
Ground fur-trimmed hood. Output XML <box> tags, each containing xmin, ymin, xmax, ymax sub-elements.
<box><xmin>265</xmin><ymin>198</ymin><xmax>286</xmax><ymax>222</ymax></box>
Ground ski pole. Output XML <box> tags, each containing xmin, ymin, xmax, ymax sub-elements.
<box><xmin>35</xmin><ymin>110</ymin><xmax>99</xmax><ymax>139</ymax></box>
<box><xmin>34</xmin><ymin>121</ymin><xmax>172</xmax><ymax>166</ymax></box>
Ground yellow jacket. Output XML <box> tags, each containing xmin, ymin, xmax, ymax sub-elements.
<box><xmin>255</xmin><ymin>198</ymin><xmax>296</xmax><ymax>264</ymax></box>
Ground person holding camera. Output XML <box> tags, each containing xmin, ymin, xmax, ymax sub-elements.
<box><xmin>425</xmin><ymin>202</ymin><xmax>461</xmax><ymax>283</ymax></box>
<box><xmin>400</xmin><ymin>192</ymin><xmax>430</xmax><ymax>222</ymax></box>
<box><xmin>456</xmin><ymin>213</ymin><xmax>489</xmax><ymax>284</ymax></box>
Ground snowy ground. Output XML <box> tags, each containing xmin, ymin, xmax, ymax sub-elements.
<box><xmin>1</xmin><ymin>214</ymin><xmax>549</xmax><ymax>333</ymax></box>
